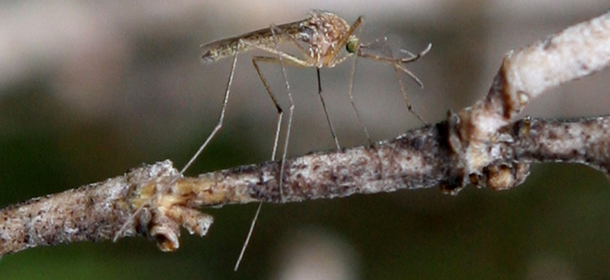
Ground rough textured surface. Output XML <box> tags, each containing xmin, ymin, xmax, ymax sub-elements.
<box><xmin>0</xmin><ymin>164</ymin><xmax>137</xmax><ymax>255</ymax></box>
<box><xmin>187</xmin><ymin>123</ymin><xmax>455</xmax><ymax>205</ymax></box>
<box><xmin>5</xmin><ymin>113</ymin><xmax>610</xmax><ymax>256</ymax></box>
<box><xmin>0</xmin><ymin>161</ymin><xmax>210</xmax><ymax>255</ymax></box>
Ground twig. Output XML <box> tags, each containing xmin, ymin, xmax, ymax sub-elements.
<box><xmin>1</xmin><ymin>10</ymin><xmax>610</xmax><ymax>256</ymax></box>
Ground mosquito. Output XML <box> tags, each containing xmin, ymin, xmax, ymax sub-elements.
<box><xmin>196</xmin><ymin>9</ymin><xmax>431</xmax><ymax>198</ymax></box>
<box><xmin>198</xmin><ymin>10</ymin><xmax>430</xmax><ymax>270</ymax></box>
<box><xmin>116</xmin><ymin>10</ymin><xmax>431</xmax><ymax>270</ymax></box>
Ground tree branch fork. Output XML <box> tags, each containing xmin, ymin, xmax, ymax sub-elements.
<box><xmin>2</xmin><ymin>10</ymin><xmax>610</xmax><ymax>256</ymax></box>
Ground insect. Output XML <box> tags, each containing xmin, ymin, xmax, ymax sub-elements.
<box><xmin>195</xmin><ymin>9</ymin><xmax>430</xmax><ymax>197</ymax></box>
<box><xmin>197</xmin><ymin>10</ymin><xmax>430</xmax><ymax>270</ymax></box>
<box><xmin>117</xmin><ymin>10</ymin><xmax>430</xmax><ymax>270</ymax></box>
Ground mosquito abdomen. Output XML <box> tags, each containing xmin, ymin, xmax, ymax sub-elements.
<box><xmin>200</xmin><ymin>22</ymin><xmax>301</xmax><ymax>64</ymax></box>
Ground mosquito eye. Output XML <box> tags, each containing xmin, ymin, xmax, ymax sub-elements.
<box><xmin>346</xmin><ymin>37</ymin><xmax>359</xmax><ymax>53</ymax></box>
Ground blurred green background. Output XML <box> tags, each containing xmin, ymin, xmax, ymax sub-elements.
<box><xmin>1</xmin><ymin>1</ymin><xmax>610</xmax><ymax>279</ymax></box>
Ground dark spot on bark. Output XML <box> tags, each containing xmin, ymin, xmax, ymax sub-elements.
<box><xmin>330</xmin><ymin>173</ymin><xmax>338</xmax><ymax>182</ymax></box>
<box><xmin>86</xmin><ymin>233</ymin><xmax>95</xmax><ymax>241</ymax></box>
<box><xmin>87</xmin><ymin>197</ymin><xmax>95</xmax><ymax>207</ymax></box>
<box><xmin>579</xmin><ymin>61</ymin><xmax>589</xmax><ymax>71</ymax></box>
<box><xmin>543</xmin><ymin>39</ymin><xmax>556</xmax><ymax>51</ymax></box>
<box><xmin>411</xmin><ymin>137</ymin><xmax>425</xmax><ymax>150</ymax></box>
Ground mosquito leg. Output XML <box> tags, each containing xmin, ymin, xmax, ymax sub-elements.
<box><xmin>272</xmin><ymin>24</ymin><xmax>342</xmax><ymax>149</ymax></box>
<box><xmin>316</xmin><ymin>68</ymin><xmax>341</xmax><ymax>149</ymax></box>
<box><xmin>347</xmin><ymin>56</ymin><xmax>371</xmax><ymax>143</ymax></box>
<box><xmin>233</xmin><ymin>39</ymin><xmax>312</xmax><ymax>272</ymax></box>
<box><xmin>345</xmin><ymin>18</ymin><xmax>391</xmax><ymax>204</ymax></box>
<box><xmin>252</xmin><ymin>57</ymin><xmax>285</xmax><ymax>160</ymax></box>
<box><xmin>270</xmin><ymin>24</ymin><xmax>295</xmax><ymax>205</ymax></box>
<box><xmin>113</xmin><ymin>41</ymin><xmax>242</xmax><ymax>242</ymax></box>
<box><xmin>181</xmin><ymin>49</ymin><xmax>240</xmax><ymax>173</ymax></box>
<box><xmin>232</xmin><ymin>54</ymin><xmax>288</xmax><ymax>271</ymax></box>
<box><xmin>347</xmin><ymin>17</ymin><xmax>372</xmax><ymax>145</ymax></box>
<box><xmin>234</xmin><ymin>24</ymin><xmax>297</xmax><ymax>271</ymax></box>
<box><xmin>375</xmin><ymin>37</ymin><xmax>428</xmax><ymax>125</ymax></box>
<box><xmin>234</xmin><ymin>201</ymin><xmax>262</xmax><ymax>271</ymax></box>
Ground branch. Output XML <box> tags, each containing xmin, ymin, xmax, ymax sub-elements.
<box><xmin>1</xmin><ymin>10</ymin><xmax>610</xmax><ymax>256</ymax></box>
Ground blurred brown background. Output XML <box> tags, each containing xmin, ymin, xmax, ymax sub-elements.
<box><xmin>1</xmin><ymin>1</ymin><xmax>610</xmax><ymax>279</ymax></box>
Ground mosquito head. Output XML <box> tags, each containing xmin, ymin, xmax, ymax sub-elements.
<box><xmin>346</xmin><ymin>35</ymin><xmax>359</xmax><ymax>54</ymax></box>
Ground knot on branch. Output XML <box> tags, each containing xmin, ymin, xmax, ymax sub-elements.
<box><xmin>122</xmin><ymin>160</ymin><xmax>214</xmax><ymax>251</ymax></box>
<box><xmin>445</xmin><ymin>111</ymin><xmax>533</xmax><ymax>194</ymax></box>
